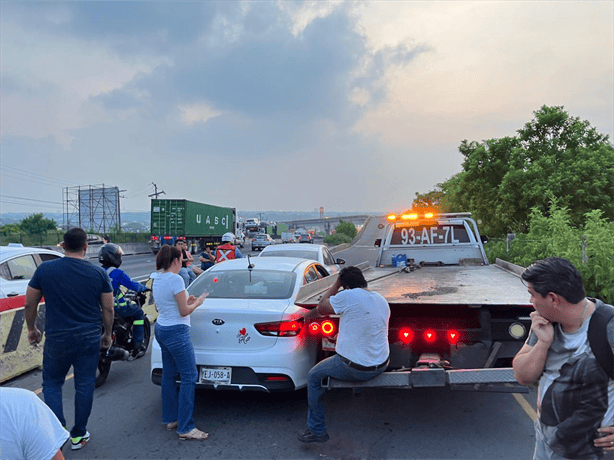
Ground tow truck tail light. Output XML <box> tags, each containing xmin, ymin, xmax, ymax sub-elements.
<box><xmin>424</xmin><ymin>329</ymin><xmax>437</xmax><ymax>343</ymax></box>
<box><xmin>255</xmin><ymin>318</ymin><xmax>304</xmax><ymax>337</ymax></box>
<box><xmin>399</xmin><ymin>328</ymin><xmax>414</xmax><ymax>345</ymax></box>
<box><xmin>308</xmin><ymin>320</ymin><xmax>337</xmax><ymax>337</ymax></box>
<box><xmin>447</xmin><ymin>330</ymin><xmax>460</xmax><ymax>345</ymax></box>
<box><xmin>321</xmin><ymin>320</ymin><xmax>336</xmax><ymax>336</ymax></box>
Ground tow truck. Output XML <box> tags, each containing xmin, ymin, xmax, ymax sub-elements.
<box><xmin>296</xmin><ymin>210</ymin><xmax>532</xmax><ymax>393</ymax></box>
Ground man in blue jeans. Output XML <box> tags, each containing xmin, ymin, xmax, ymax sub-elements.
<box><xmin>25</xmin><ymin>227</ymin><xmax>114</xmax><ymax>451</ymax></box>
<box><xmin>298</xmin><ymin>266</ymin><xmax>390</xmax><ymax>443</ymax></box>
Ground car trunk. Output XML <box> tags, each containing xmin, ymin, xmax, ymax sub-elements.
<box><xmin>189</xmin><ymin>298</ymin><xmax>292</xmax><ymax>351</ymax></box>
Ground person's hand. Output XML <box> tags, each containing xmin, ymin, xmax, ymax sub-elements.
<box><xmin>28</xmin><ymin>327</ymin><xmax>42</xmax><ymax>346</ymax></box>
<box><xmin>529</xmin><ymin>311</ymin><xmax>554</xmax><ymax>345</ymax></box>
<box><xmin>100</xmin><ymin>333</ymin><xmax>112</xmax><ymax>349</ymax></box>
<box><xmin>595</xmin><ymin>426</ymin><xmax>614</xmax><ymax>452</ymax></box>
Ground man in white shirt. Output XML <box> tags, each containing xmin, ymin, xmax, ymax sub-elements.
<box><xmin>298</xmin><ymin>266</ymin><xmax>390</xmax><ymax>443</ymax></box>
<box><xmin>0</xmin><ymin>387</ymin><xmax>69</xmax><ymax>460</ymax></box>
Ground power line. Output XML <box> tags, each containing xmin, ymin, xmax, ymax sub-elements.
<box><xmin>0</xmin><ymin>195</ymin><xmax>63</xmax><ymax>205</ymax></box>
<box><xmin>1</xmin><ymin>165</ymin><xmax>79</xmax><ymax>187</ymax></box>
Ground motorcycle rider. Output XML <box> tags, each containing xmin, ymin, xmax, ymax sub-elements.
<box><xmin>215</xmin><ymin>232</ymin><xmax>244</xmax><ymax>263</ymax></box>
<box><xmin>98</xmin><ymin>243</ymin><xmax>149</xmax><ymax>358</ymax></box>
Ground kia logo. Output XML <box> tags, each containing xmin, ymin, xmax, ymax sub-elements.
<box><xmin>212</xmin><ymin>319</ymin><xmax>225</xmax><ymax>326</ymax></box>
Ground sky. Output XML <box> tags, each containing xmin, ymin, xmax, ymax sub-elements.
<box><xmin>1</xmin><ymin>1</ymin><xmax>613</xmax><ymax>216</ymax></box>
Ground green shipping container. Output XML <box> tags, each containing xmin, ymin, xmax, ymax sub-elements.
<box><xmin>150</xmin><ymin>199</ymin><xmax>235</xmax><ymax>237</ymax></box>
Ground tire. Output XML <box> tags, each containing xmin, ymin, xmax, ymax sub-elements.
<box><xmin>138</xmin><ymin>316</ymin><xmax>152</xmax><ymax>356</ymax></box>
<box><xmin>95</xmin><ymin>357</ymin><xmax>111</xmax><ymax>388</ymax></box>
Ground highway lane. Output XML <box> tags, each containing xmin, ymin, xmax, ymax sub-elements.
<box><xmin>4</xmin><ymin>224</ymin><xmax>544</xmax><ymax>459</ymax></box>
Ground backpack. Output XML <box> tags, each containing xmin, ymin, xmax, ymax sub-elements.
<box><xmin>587</xmin><ymin>300</ymin><xmax>614</xmax><ymax>380</ymax></box>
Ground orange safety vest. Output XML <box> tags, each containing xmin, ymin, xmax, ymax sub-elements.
<box><xmin>216</xmin><ymin>244</ymin><xmax>237</xmax><ymax>263</ymax></box>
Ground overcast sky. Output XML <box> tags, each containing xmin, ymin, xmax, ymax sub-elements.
<box><xmin>1</xmin><ymin>1</ymin><xmax>612</xmax><ymax>216</ymax></box>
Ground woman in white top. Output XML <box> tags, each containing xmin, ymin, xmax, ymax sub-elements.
<box><xmin>152</xmin><ymin>245</ymin><xmax>207</xmax><ymax>441</ymax></box>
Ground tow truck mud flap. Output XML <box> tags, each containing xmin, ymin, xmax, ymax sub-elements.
<box><xmin>324</xmin><ymin>367</ymin><xmax>529</xmax><ymax>393</ymax></box>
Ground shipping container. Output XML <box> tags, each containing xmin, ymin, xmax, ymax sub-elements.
<box><xmin>150</xmin><ymin>199</ymin><xmax>237</xmax><ymax>253</ymax></box>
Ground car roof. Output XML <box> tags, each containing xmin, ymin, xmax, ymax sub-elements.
<box><xmin>208</xmin><ymin>256</ymin><xmax>317</xmax><ymax>273</ymax></box>
<box><xmin>260</xmin><ymin>244</ymin><xmax>322</xmax><ymax>254</ymax></box>
<box><xmin>0</xmin><ymin>245</ymin><xmax>64</xmax><ymax>261</ymax></box>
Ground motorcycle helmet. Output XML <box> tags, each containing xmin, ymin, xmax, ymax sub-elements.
<box><xmin>99</xmin><ymin>243</ymin><xmax>124</xmax><ymax>268</ymax></box>
<box><xmin>221</xmin><ymin>232</ymin><xmax>235</xmax><ymax>243</ymax></box>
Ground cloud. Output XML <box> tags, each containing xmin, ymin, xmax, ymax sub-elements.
<box><xmin>1</xmin><ymin>1</ymin><xmax>611</xmax><ymax>215</ymax></box>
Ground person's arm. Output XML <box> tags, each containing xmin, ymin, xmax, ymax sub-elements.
<box><xmin>185</xmin><ymin>251</ymin><xmax>194</xmax><ymax>263</ymax></box>
<box><xmin>316</xmin><ymin>277</ymin><xmax>342</xmax><ymax>316</ymax></box>
<box><xmin>512</xmin><ymin>311</ymin><xmax>553</xmax><ymax>385</ymax></box>
<box><xmin>118</xmin><ymin>271</ymin><xmax>148</xmax><ymax>292</ymax></box>
<box><xmin>100</xmin><ymin>292</ymin><xmax>114</xmax><ymax>348</ymax></box>
<box><xmin>174</xmin><ymin>291</ymin><xmax>207</xmax><ymax>316</ymax></box>
<box><xmin>24</xmin><ymin>286</ymin><xmax>44</xmax><ymax>345</ymax></box>
<box><xmin>51</xmin><ymin>449</ymin><xmax>65</xmax><ymax>460</ymax></box>
<box><xmin>595</xmin><ymin>426</ymin><xmax>614</xmax><ymax>453</ymax></box>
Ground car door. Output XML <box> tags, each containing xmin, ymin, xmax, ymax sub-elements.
<box><xmin>0</xmin><ymin>254</ymin><xmax>38</xmax><ymax>299</ymax></box>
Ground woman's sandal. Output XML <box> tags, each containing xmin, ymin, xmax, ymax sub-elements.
<box><xmin>166</xmin><ymin>421</ymin><xmax>178</xmax><ymax>431</ymax></box>
<box><xmin>178</xmin><ymin>428</ymin><xmax>209</xmax><ymax>441</ymax></box>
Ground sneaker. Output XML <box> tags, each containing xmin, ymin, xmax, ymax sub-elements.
<box><xmin>71</xmin><ymin>431</ymin><xmax>90</xmax><ymax>450</ymax></box>
<box><xmin>297</xmin><ymin>428</ymin><xmax>330</xmax><ymax>443</ymax></box>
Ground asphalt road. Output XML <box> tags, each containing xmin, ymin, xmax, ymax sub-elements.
<box><xmin>5</xmin><ymin>222</ymin><xmax>545</xmax><ymax>460</ymax></box>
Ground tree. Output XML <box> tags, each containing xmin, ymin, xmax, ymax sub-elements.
<box><xmin>20</xmin><ymin>213</ymin><xmax>57</xmax><ymax>237</ymax></box>
<box><xmin>335</xmin><ymin>220</ymin><xmax>357</xmax><ymax>239</ymax></box>
<box><xmin>418</xmin><ymin>106</ymin><xmax>614</xmax><ymax>236</ymax></box>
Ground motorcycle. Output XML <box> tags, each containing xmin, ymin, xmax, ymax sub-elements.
<box><xmin>95</xmin><ymin>290</ymin><xmax>151</xmax><ymax>388</ymax></box>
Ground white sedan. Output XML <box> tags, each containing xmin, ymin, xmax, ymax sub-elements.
<box><xmin>258</xmin><ymin>244</ymin><xmax>346</xmax><ymax>274</ymax></box>
<box><xmin>150</xmin><ymin>257</ymin><xmax>336</xmax><ymax>392</ymax></box>
<box><xmin>0</xmin><ymin>244</ymin><xmax>64</xmax><ymax>306</ymax></box>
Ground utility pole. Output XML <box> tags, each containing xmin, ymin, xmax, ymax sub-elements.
<box><xmin>148</xmin><ymin>183</ymin><xmax>166</xmax><ymax>199</ymax></box>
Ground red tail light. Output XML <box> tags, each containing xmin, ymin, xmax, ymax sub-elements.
<box><xmin>321</xmin><ymin>320</ymin><xmax>336</xmax><ymax>336</ymax></box>
<box><xmin>308</xmin><ymin>320</ymin><xmax>337</xmax><ymax>337</ymax></box>
<box><xmin>399</xmin><ymin>328</ymin><xmax>414</xmax><ymax>345</ymax></box>
<box><xmin>424</xmin><ymin>329</ymin><xmax>437</xmax><ymax>343</ymax></box>
<box><xmin>254</xmin><ymin>318</ymin><xmax>304</xmax><ymax>337</ymax></box>
<box><xmin>151</xmin><ymin>236</ymin><xmax>159</xmax><ymax>241</ymax></box>
<box><xmin>447</xmin><ymin>330</ymin><xmax>460</xmax><ymax>345</ymax></box>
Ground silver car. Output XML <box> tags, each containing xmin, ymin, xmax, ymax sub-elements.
<box><xmin>258</xmin><ymin>243</ymin><xmax>346</xmax><ymax>274</ymax></box>
<box><xmin>251</xmin><ymin>234</ymin><xmax>275</xmax><ymax>251</ymax></box>
<box><xmin>0</xmin><ymin>244</ymin><xmax>64</xmax><ymax>301</ymax></box>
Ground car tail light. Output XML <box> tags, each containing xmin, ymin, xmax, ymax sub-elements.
<box><xmin>265</xmin><ymin>375</ymin><xmax>289</xmax><ymax>381</ymax></box>
<box><xmin>447</xmin><ymin>330</ymin><xmax>460</xmax><ymax>345</ymax></box>
<box><xmin>254</xmin><ymin>318</ymin><xmax>304</xmax><ymax>337</ymax></box>
<box><xmin>151</xmin><ymin>236</ymin><xmax>159</xmax><ymax>241</ymax></box>
<box><xmin>424</xmin><ymin>329</ymin><xmax>437</xmax><ymax>343</ymax></box>
<box><xmin>399</xmin><ymin>328</ymin><xmax>414</xmax><ymax>345</ymax></box>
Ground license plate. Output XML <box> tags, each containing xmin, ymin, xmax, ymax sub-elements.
<box><xmin>322</xmin><ymin>337</ymin><xmax>336</xmax><ymax>351</ymax></box>
<box><xmin>199</xmin><ymin>366</ymin><xmax>232</xmax><ymax>385</ymax></box>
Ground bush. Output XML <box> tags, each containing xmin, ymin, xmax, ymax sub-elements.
<box><xmin>323</xmin><ymin>233</ymin><xmax>352</xmax><ymax>246</ymax></box>
<box><xmin>485</xmin><ymin>203</ymin><xmax>614</xmax><ymax>304</ymax></box>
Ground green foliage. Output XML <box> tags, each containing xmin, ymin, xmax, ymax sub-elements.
<box><xmin>19</xmin><ymin>213</ymin><xmax>57</xmax><ymax>236</ymax></box>
<box><xmin>483</xmin><ymin>204</ymin><xmax>614</xmax><ymax>303</ymax></box>
<box><xmin>323</xmin><ymin>233</ymin><xmax>352</xmax><ymax>246</ymax></box>
<box><xmin>0</xmin><ymin>223</ymin><xmax>23</xmax><ymax>236</ymax></box>
<box><xmin>417</xmin><ymin>106</ymin><xmax>614</xmax><ymax>237</ymax></box>
<box><xmin>334</xmin><ymin>220</ymin><xmax>357</xmax><ymax>239</ymax></box>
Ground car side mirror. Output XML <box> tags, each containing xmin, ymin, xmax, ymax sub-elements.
<box><xmin>374</xmin><ymin>239</ymin><xmax>382</xmax><ymax>247</ymax></box>
<box><xmin>336</xmin><ymin>258</ymin><xmax>346</xmax><ymax>265</ymax></box>
<box><xmin>480</xmin><ymin>235</ymin><xmax>489</xmax><ymax>244</ymax></box>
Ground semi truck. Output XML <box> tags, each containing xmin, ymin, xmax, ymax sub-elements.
<box><xmin>297</xmin><ymin>210</ymin><xmax>532</xmax><ymax>393</ymax></box>
<box><xmin>150</xmin><ymin>199</ymin><xmax>238</xmax><ymax>254</ymax></box>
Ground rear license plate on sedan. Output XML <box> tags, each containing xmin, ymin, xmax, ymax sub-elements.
<box><xmin>199</xmin><ymin>366</ymin><xmax>232</xmax><ymax>384</ymax></box>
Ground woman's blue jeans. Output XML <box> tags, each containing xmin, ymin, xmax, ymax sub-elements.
<box><xmin>307</xmin><ymin>354</ymin><xmax>386</xmax><ymax>436</ymax></box>
<box><xmin>154</xmin><ymin>323</ymin><xmax>198</xmax><ymax>435</ymax></box>
<box><xmin>42</xmin><ymin>331</ymin><xmax>100</xmax><ymax>438</ymax></box>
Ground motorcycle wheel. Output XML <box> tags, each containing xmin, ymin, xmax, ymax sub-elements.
<box><xmin>95</xmin><ymin>357</ymin><xmax>112</xmax><ymax>388</ymax></box>
<box><xmin>139</xmin><ymin>316</ymin><xmax>152</xmax><ymax>355</ymax></box>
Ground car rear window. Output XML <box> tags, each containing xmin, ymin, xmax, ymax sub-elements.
<box><xmin>188</xmin><ymin>270</ymin><xmax>297</xmax><ymax>299</ymax></box>
<box><xmin>260</xmin><ymin>250</ymin><xmax>318</xmax><ymax>261</ymax></box>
